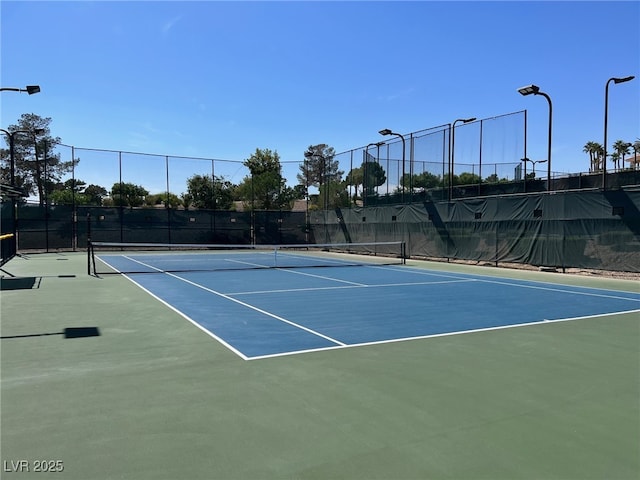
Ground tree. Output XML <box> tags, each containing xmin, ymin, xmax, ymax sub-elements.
<box><xmin>485</xmin><ymin>173</ymin><xmax>499</xmax><ymax>183</ymax></box>
<box><xmin>314</xmin><ymin>180</ymin><xmax>349</xmax><ymax>210</ymax></box>
<box><xmin>84</xmin><ymin>184</ymin><xmax>108</xmax><ymax>205</ymax></box>
<box><xmin>298</xmin><ymin>144</ymin><xmax>343</xmax><ymax>190</ymax></box>
<box><xmin>145</xmin><ymin>192</ymin><xmax>183</xmax><ymax>208</ymax></box>
<box><xmin>612</xmin><ymin>139</ymin><xmax>631</xmax><ymax>171</ymax></box>
<box><xmin>345</xmin><ymin>167</ymin><xmax>364</xmax><ymax>200</ymax></box>
<box><xmin>299</xmin><ymin>144</ymin><xmax>344</xmax><ymax>210</ymax></box>
<box><xmin>457</xmin><ymin>172</ymin><xmax>482</xmax><ymax>185</ymax></box>
<box><xmin>583</xmin><ymin>141</ymin><xmax>604</xmax><ymax>173</ymax></box>
<box><xmin>237</xmin><ymin>148</ymin><xmax>290</xmax><ymax>210</ymax></box>
<box><xmin>402</xmin><ymin>171</ymin><xmax>441</xmax><ymax>191</ymax></box>
<box><xmin>0</xmin><ymin>113</ymin><xmax>78</xmax><ymax>205</ymax></box>
<box><xmin>185</xmin><ymin>174</ymin><xmax>235</xmax><ymax>210</ymax></box>
<box><xmin>111</xmin><ymin>182</ymin><xmax>149</xmax><ymax>207</ymax></box>
<box><xmin>362</xmin><ymin>161</ymin><xmax>386</xmax><ymax>197</ymax></box>
<box><xmin>632</xmin><ymin>139</ymin><xmax>640</xmax><ymax>170</ymax></box>
<box><xmin>485</xmin><ymin>173</ymin><xmax>509</xmax><ymax>183</ymax></box>
<box><xmin>610</xmin><ymin>152</ymin><xmax>621</xmax><ymax>172</ymax></box>
<box><xmin>41</xmin><ymin>178</ymin><xmax>107</xmax><ymax>206</ymax></box>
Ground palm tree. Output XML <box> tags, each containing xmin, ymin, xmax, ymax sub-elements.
<box><xmin>631</xmin><ymin>139</ymin><xmax>640</xmax><ymax>170</ymax></box>
<box><xmin>583</xmin><ymin>141</ymin><xmax>604</xmax><ymax>172</ymax></box>
<box><xmin>612</xmin><ymin>139</ymin><xmax>631</xmax><ymax>171</ymax></box>
<box><xmin>610</xmin><ymin>152</ymin><xmax>621</xmax><ymax>171</ymax></box>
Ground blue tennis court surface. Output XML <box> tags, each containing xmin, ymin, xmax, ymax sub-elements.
<box><xmin>98</xmin><ymin>255</ymin><xmax>640</xmax><ymax>360</ymax></box>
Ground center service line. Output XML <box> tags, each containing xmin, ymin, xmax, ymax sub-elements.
<box><xmin>122</xmin><ymin>256</ymin><xmax>347</xmax><ymax>347</ymax></box>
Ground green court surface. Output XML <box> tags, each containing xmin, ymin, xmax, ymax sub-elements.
<box><xmin>1</xmin><ymin>252</ymin><xmax>638</xmax><ymax>479</ymax></box>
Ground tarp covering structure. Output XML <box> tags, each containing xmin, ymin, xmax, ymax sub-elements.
<box><xmin>11</xmin><ymin>189</ymin><xmax>640</xmax><ymax>273</ymax></box>
<box><xmin>311</xmin><ymin>189</ymin><xmax>640</xmax><ymax>273</ymax></box>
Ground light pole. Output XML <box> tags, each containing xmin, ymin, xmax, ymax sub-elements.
<box><xmin>0</xmin><ymin>129</ymin><xmax>35</xmax><ymax>191</ymax></box>
<box><xmin>1</xmin><ymin>128</ymin><xmax>39</xmax><ymax>255</ymax></box>
<box><xmin>449</xmin><ymin>117</ymin><xmax>476</xmax><ymax>201</ymax></box>
<box><xmin>378</xmin><ymin>129</ymin><xmax>405</xmax><ymax>203</ymax></box>
<box><xmin>0</xmin><ymin>86</ymin><xmax>40</xmax><ymax>257</ymax></box>
<box><xmin>521</xmin><ymin>158</ymin><xmax>547</xmax><ymax>177</ymax></box>
<box><xmin>603</xmin><ymin>75</ymin><xmax>635</xmax><ymax>190</ymax></box>
<box><xmin>518</xmin><ymin>84</ymin><xmax>552</xmax><ymax>192</ymax></box>
<box><xmin>32</xmin><ymin>130</ymin><xmax>49</xmax><ymax>250</ymax></box>
<box><xmin>364</xmin><ymin>142</ymin><xmax>384</xmax><ymax>207</ymax></box>
<box><xmin>0</xmin><ymin>85</ymin><xmax>41</xmax><ymax>95</ymax></box>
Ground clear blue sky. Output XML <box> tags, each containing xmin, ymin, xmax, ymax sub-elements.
<box><xmin>2</xmin><ymin>0</ymin><xmax>639</xmax><ymax>193</ymax></box>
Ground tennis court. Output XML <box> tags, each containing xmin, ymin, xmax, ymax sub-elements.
<box><xmin>2</xmin><ymin>250</ymin><xmax>639</xmax><ymax>479</ymax></box>
<box><xmin>95</xmin><ymin>246</ymin><xmax>640</xmax><ymax>361</ymax></box>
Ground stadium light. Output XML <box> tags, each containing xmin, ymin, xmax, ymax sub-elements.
<box><xmin>517</xmin><ymin>85</ymin><xmax>539</xmax><ymax>96</ymax></box>
<box><xmin>521</xmin><ymin>158</ymin><xmax>547</xmax><ymax>177</ymax></box>
<box><xmin>0</xmin><ymin>85</ymin><xmax>41</xmax><ymax>95</ymax></box>
<box><xmin>449</xmin><ymin>117</ymin><xmax>476</xmax><ymax>201</ymax></box>
<box><xmin>378</xmin><ymin>129</ymin><xmax>406</xmax><ymax>202</ymax></box>
<box><xmin>603</xmin><ymin>75</ymin><xmax>635</xmax><ymax>190</ymax></box>
<box><xmin>518</xmin><ymin>84</ymin><xmax>552</xmax><ymax>192</ymax></box>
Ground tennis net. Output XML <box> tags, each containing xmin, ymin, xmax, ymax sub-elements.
<box><xmin>88</xmin><ymin>241</ymin><xmax>406</xmax><ymax>275</ymax></box>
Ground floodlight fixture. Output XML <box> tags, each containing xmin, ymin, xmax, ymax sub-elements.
<box><xmin>378</xmin><ymin>129</ymin><xmax>393</xmax><ymax>136</ymax></box>
<box><xmin>517</xmin><ymin>84</ymin><xmax>540</xmax><ymax>96</ymax></box>
<box><xmin>612</xmin><ymin>76</ymin><xmax>635</xmax><ymax>84</ymax></box>
<box><xmin>0</xmin><ymin>85</ymin><xmax>41</xmax><ymax>95</ymax></box>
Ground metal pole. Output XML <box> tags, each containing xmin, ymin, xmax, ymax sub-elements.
<box><xmin>165</xmin><ymin>155</ymin><xmax>171</xmax><ymax>244</ymax></box>
<box><xmin>539</xmin><ymin>92</ymin><xmax>553</xmax><ymax>192</ymax></box>
<box><xmin>409</xmin><ymin>134</ymin><xmax>415</xmax><ymax>201</ymax></box>
<box><xmin>523</xmin><ymin>110</ymin><xmax>528</xmax><ymax>193</ymax></box>
<box><xmin>87</xmin><ymin>213</ymin><xmax>92</xmax><ymax>275</ymax></box>
<box><xmin>449</xmin><ymin>118</ymin><xmax>476</xmax><ymax>201</ymax></box>
<box><xmin>375</xmin><ymin>143</ymin><xmax>381</xmax><ymax>197</ymax></box>
<box><xmin>443</xmin><ymin>128</ymin><xmax>448</xmax><ymax>197</ymax></box>
<box><xmin>72</xmin><ymin>145</ymin><xmax>77</xmax><ymax>251</ymax></box>
<box><xmin>211</xmin><ymin>159</ymin><xmax>216</xmax><ymax>240</ymax></box>
<box><xmin>119</xmin><ymin>151</ymin><xmax>123</xmax><ymax>243</ymax></box>
<box><xmin>363</xmin><ymin>147</ymin><xmax>369</xmax><ymax>208</ymax></box>
<box><xmin>603</xmin><ymin>76</ymin><xmax>635</xmax><ymax>190</ymax></box>
<box><xmin>400</xmin><ymin>135</ymin><xmax>406</xmax><ymax>203</ymax></box>
<box><xmin>449</xmin><ymin>122</ymin><xmax>457</xmax><ymax>201</ymax></box>
<box><xmin>305</xmin><ymin>155</ymin><xmax>309</xmax><ymax>243</ymax></box>
<box><xmin>44</xmin><ymin>140</ymin><xmax>49</xmax><ymax>252</ymax></box>
<box><xmin>1</xmin><ymin>129</ymin><xmax>32</xmax><ymax>255</ymax></box>
<box><xmin>603</xmin><ymin>78</ymin><xmax>613</xmax><ymax>190</ymax></box>
<box><xmin>478</xmin><ymin>120</ymin><xmax>483</xmax><ymax>196</ymax></box>
<box><xmin>9</xmin><ymin>134</ymin><xmax>17</xmax><ymax>255</ymax></box>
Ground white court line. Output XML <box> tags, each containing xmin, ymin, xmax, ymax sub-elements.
<box><xmin>473</xmin><ymin>278</ymin><xmax>640</xmax><ymax>302</ymax></box>
<box><xmin>247</xmin><ymin>307</ymin><xmax>640</xmax><ymax>361</ymax></box>
<box><xmin>228</xmin><ymin>279</ymin><xmax>475</xmax><ymax>296</ymax></box>
<box><xmin>223</xmin><ymin>257</ymin><xmax>368</xmax><ymax>286</ymax></box>
<box><xmin>118</xmin><ymin>272</ymin><xmax>250</xmax><ymax>361</ymax></box>
<box><xmin>376</xmin><ymin>264</ymin><xmax>640</xmax><ymax>301</ymax></box>
<box><xmin>274</xmin><ymin>267</ymin><xmax>367</xmax><ymax>286</ymax></box>
<box><xmin>121</xmin><ymin>256</ymin><xmax>347</xmax><ymax>349</ymax></box>
<box><xmin>99</xmin><ymin>255</ymin><xmax>640</xmax><ymax>361</ymax></box>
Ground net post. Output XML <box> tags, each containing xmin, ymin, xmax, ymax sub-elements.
<box><xmin>87</xmin><ymin>213</ymin><xmax>93</xmax><ymax>275</ymax></box>
<box><xmin>402</xmin><ymin>241</ymin><xmax>407</xmax><ymax>265</ymax></box>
